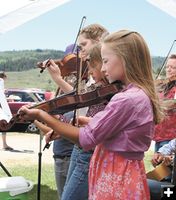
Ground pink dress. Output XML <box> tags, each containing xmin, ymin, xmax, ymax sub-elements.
<box><xmin>79</xmin><ymin>84</ymin><xmax>154</xmax><ymax>200</ymax></box>
<box><xmin>88</xmin><ymin>144</ymin><xmax>150</xmax><ymax>200</ymax></box>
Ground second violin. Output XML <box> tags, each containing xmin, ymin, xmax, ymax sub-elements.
<box><xmin>37</xmin><ymin>53</ymin><xmax>88</xmax><ymax>79</ymax></box>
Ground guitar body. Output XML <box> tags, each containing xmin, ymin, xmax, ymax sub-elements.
<box><xmin>146</xmin><ymin>163</ymin><xmax>171</xmax><ymax>181</ymax></box>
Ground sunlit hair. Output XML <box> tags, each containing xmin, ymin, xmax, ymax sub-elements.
<box><xmin>102</xmin><ymin>30</ymin><xmax>163</xmax><ymax>124</ymax></box>
<box><xmin>80</xmin><ymin>24</ymin><xmax>109</xmax><ymax>42</ymax></box>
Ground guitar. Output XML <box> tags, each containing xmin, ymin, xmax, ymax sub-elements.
<box><xmin>146</xmin><ymin>162</ymin><xmax>171</xmax><ymax>181</ymax></box>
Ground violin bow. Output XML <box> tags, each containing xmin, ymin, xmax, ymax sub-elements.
<box><xmin>72</xmin><ymin>16</ymin><xmax>86</xmax><ymax>126</ymax></box>
<box><xmin>43</xmin><ymin>17</ymin><xmax>87</xmax><ymax>150</ymax></box>
<box><xmin>72</xmin><ymin>16</ymin><xmax>86</xmax><ymax>54</ymax></box>
<box><xmin>54</xmin><ymin>16</ymin><xmax>86</xmax><ymax>98</ymax></box>
<box><xmin>155</xmin><ymin>40</ymin><xmax>176</xmax><ymax>80</ymax></box>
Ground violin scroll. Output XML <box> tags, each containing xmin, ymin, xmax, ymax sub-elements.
<box><xmin>36</xmin><ymin>53</ymin><xmax>88</xmax><ymax>78</ymax></box>
<box><xmin>37</xmin><ymin>59</ymin><xmax>62</xmax><ymax>74</ymax></box>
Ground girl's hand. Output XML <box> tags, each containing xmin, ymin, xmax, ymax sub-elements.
<box><xmin>77</xmin><ymin>116</ymin><xmax>92</xmax><ymax>126</ymax></box>
<box><xmin>46</xmin><ymin>59</ymin><xmax>62</xmax><ymax>77</ymax></box>
<box><xmin>45</xmin><ymin>130</ymin><xmax>61</xmax><ymax>143</ymax></box>
<box><xmin>18</xmin><ymin>106</ymin><xmax>40</xmax><ymax>121</ymax></box>
<box><xmin>45</xmin><ymin>130</ymin><xmax>54</xmax><ymax>143</ymax></box>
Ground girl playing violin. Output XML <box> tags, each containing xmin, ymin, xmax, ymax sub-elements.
<box><xmin>43</xmin><ymin>24</ymin><xmax>108</xmax><ymax>92</ymax></box>
<box><xmin>40</xmin><ymin>24</ymin><xmax>109</xmax><ymax>200</ymax></box>
<box><xmin>154</xmin><ymin>54</ymin><xmax>176</xmax><ymax>152</ymax></box>
<box><xmin>20</xmin><ymin>30</ymin><xmax>162</xmax><ymax>200</ymax></box>
<box><xmin>61</xmin><ymin>24</ymin><xmax>109</xmax><ymax>200</ymax></box>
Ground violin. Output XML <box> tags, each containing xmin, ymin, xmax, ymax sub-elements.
<box><xmin>0</xmin><ymin>82</ymin><xmax>123</xmax><ymax>131</ymax></box>
<box><xmin>155</xmin><ymin>74</ymin><xmax>176</xmax><ymax>86</ymax></box>
<box><xmin>37</xmin><ymin>53</ymin><xmax>88</xmax><ymax>80</ymax></box>
<box><xmin>160</xmin><ymin>99</ymin><xmax>176</xmax><ymax>112</ymax></box>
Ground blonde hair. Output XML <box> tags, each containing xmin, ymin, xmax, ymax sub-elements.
<box><xmin>80</xmin><ymin>24</ymin><xmax>109</xmax><ymax>42</ymax></box>
<box><xmin>103</xmin><ymin>30</ymin><xmax>163</xmax><ymax>124</ymax></box>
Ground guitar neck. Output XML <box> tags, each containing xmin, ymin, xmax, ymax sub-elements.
<box><xmin>171</xmin><ymin>151</ymin><xmax>176</xmax><ymax>185</ymax></box>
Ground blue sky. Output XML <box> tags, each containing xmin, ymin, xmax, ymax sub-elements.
<box><xmin>0</xmin><ymin>0</ymin><xmax>176</xmax><ymax>56</ymax></box>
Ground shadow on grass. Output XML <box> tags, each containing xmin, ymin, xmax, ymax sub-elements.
<box><xmin>29</xmin><ymin>183</ymin><xmax>57</xmax><ymax>200</ymax></box>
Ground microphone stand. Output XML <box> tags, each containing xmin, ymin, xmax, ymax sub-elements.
<box><xmin>0</xmin><ymin>161</ymin><xmax>12</xmax><ymax>177</ymax></box>
<box><xmin>37</xmin><ymin>131</ymin><xmax>43</xmax><ymax>200</ymax></box>
<box><xmin>35</xmin><ymin>16</ymin><xmax>87</xmax><ymax>199</ymax></box>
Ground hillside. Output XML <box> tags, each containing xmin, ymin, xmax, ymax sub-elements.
<box><xmin>0</xmin><ymin>49</ymin><xmax>64</xmax><ymax>72</ymax></box>
<box><xmin>4</xmin><ymin>69</ymin><xmax>58</xmax><ymax>92</ymax></box>
<box><xmin>0</xmin><ymin>49</ymin><xmax>165</xmax><ymax>72</ymax></box>
<box><xmin>0</xmin><ymin>49</ymin><xmax>64</xmax><ymax>91</ymax></box>
<box><xmin>0</xmin><ymin>50</ymin><xmax>165</xmax><ymax>91</ymax></box>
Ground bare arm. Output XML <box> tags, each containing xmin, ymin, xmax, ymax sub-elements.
<box><xmin>20</xmin><ymin>107</ymin><xmax>80</xmax><ymax>145</ymax></box>
<box><xmin>34</xmin><ymin>120</ymin><xmax>51</xmax><ymax>135</ymax></box>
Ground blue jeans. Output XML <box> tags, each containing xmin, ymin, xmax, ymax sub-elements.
<box><xmin>61</xmin><ymin>145</ymin><xmax>93</xmax><ymax>200</ymax></box>
<box><xmin>155</xmin><ymin>140</ymin><xmax>170</xmax><ymax>152</ymax></box>
<box><xmin>54</xmin><ymin>156</ymin><xmax>71</xmax><ymax>200</ymax></box>
<box><xmin>147</xmin><ymin>179</ymin><xmax>172</xmax><ymax>200</ymax></box>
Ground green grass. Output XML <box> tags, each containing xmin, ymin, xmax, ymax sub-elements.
<box><xmin>5</xmin><ymin>69</ymin><xmax>57</xmax><ymax>92</ymax></box>
<box><xmin>0</xmin><ymin>150</ymin><xmax>154</xmax><ymax>200</ymax></box>
<box><xmin>0</xmin><ymin>164</ymin><xmax>57</xmax><ymax>200</ymax></box>
<box><xmin>144</xmin><ymin>150</ymin><xmax>155</xmax><ymax>172</ymax></box>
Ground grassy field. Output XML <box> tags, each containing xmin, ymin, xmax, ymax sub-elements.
<box><xmin>2</xmin><ymin>69</ymin><xmax>58</xmax><ymax>199</ymax></box>
<box><xmin>0</xmin><ymin>150</ymin><xmax>154</xmax><ymax>200</ymax></box>
<box><xmin>5</xmin><ymin>69</ymin><xmax>57</xmax><ymax>92</ymax></box>
<box><xmin>0</xmin><ymin>164</ymin><xmax>58</xmax><ymax>200</ymax></box>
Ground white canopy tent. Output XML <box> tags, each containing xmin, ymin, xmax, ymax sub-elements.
<box><xmin>0</xmin><ymin>0</ymin><xmax>71</xmax><ymax>34</ymax></box>
<box><xmin>0</xmin><ymin>0</ymin><xmax>71</xmax><ymax>123</ymax></box>
<box><xmin>146</xmin><ymin>0</ymin><xmax>176</xmax><ymax>19</ymax></box>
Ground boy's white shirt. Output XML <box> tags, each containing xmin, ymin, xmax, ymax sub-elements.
<box><xmin>0</xmin><ymin>78</ymin><xmax>12</xmax><ymax>122</ymax></box>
